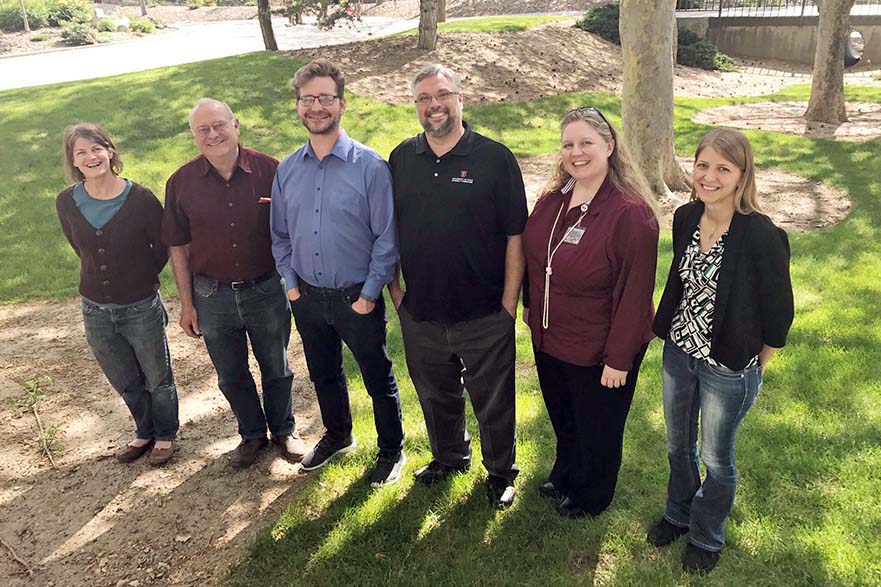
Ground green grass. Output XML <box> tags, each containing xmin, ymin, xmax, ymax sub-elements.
<box><xmin>2</xmin><ymin>51</ymin><xmax>880</xmax><ymax>586</ymax></box>
<box><xmin>395</xmin><ymin>14</ymin><xmax>571</xmax><ymax>35</ymax></box>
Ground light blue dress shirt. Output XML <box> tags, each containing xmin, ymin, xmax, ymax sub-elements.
<box><xmin>270</xmin><ymin>130</ymin><xmax>398</xmax><ymax>302</ymax></box>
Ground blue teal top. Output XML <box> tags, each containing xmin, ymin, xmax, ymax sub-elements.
<box><xmin>73</xmin><ymin>179</ymin><xmax>133</xmax><ymax>229</ymax></box>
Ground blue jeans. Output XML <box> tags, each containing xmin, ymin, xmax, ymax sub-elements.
<box><xmin>192</xmin><ymin>272</ymin><xmax>294</xmax><ymax>439</ymax></box>
<box><xmin>82</xmin><ymin>292</ymin><xmax>179</xmax><ymax>441</ymax></box>
<box><xmin>661</xmin><ymin>340</ymin><xmax>762</xmax><ymax>552</ymax></box>
<box><xmin>291</xmin><ymin>282</ymin><xmax>404</xmax><ymax>453</ymax></box>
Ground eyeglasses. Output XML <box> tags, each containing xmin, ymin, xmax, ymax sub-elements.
<box><xmin>414</xmin><ymin>91</ymin><xmax>458</xmax><ymax>106</ymax></box>
<box><xmin>298</xmin><ymin>94</ymin><xmax>339</xmax><ymax>107</ymax></box>
<box><xmin>567</xmin><ymin>106</ymin><xmax>612</xmax><ymax>131</ymax></box>
<box><xmin>192</xmin><ymin>120</ymin><xmax>233</xmax><ymax>137</ymax></box>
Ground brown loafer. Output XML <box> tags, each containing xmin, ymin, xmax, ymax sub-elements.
<box><xmin>271</xmin><ymin>432</ymin><xmax>308</xmax><ymax>464</ymax></box>
<box><xmin>116</xmin><ymin>441</ymin><xmax>153</xmax><ymax>463</ymax></box>
<box><xmin>231</xmin><ymin>437</ymin><xmax>269</xmax><ymax>469</ymax></box>
<box><xmin>148</xmin><ymin>441</ymin><xmax>176</xmax><ymax>467</ymax></box>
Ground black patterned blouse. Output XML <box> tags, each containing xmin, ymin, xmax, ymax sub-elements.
<box><xmin>669</xmin><ymin>228</ymin><xmax>757</xmax><ymax>370</ymax></box>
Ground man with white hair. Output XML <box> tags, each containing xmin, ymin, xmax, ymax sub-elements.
<box><xmin>162</xmin><ymin>98</ymin><xmax>306</xmax><ymax>469</ymax></box>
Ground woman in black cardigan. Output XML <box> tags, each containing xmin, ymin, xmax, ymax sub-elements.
<box><xmin>647</xmin><ymin>128</ymin><xmax>794</xmax><ymax>573</ymax></box>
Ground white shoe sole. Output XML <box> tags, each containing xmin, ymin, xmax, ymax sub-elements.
<box><xmin>370</xmin><ymin>452</ymin><xmax>407</xmax><ymax>488</ymax></box>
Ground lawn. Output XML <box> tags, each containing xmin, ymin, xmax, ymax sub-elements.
<box><xmin>1</xmin><ymin>52</ymin><xmax>880</xmax><ymax>586</ymax></box>
<box><xmin>394</xmin><ymin>14</ymin><xmax>572</xmax><ymax>35</ymax></box>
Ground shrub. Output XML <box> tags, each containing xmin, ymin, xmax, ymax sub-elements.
<box><xmin>60</xmin><ymin>19</ymin><xmax>95</xmax><ymax>44</ymax></box>
<box><xmin>96</xmin><ymin>16</ymin><xmax>115</xmax><ymax>32</ymax></box>
<box><xmin>129</xmin><ymin>16</ymin><xmax>155</xmax><ymax>33</ymax></box>
<box><xmin>575</xmin><ymin>3</ymin><xmax>619</xmax><ymax>45</ymax></box>
<box><xmin>677</xmin><ymin>29</ymin><xmax>735</xmax><ymax>71</ymax></box>
<box><xmin>46</xmin><ymin>0</ymin><xmax>92</xmax><ymax>26</ymax></box>
<box><xmin>576</xmin><ymin>5</ymin><xmax>735</xmax><ymax>71</ymax></box>
<box><xmin>0</xmin><ymin>0</ymin><xmax>51</xmax><ymax>32</ymax></box>
<box><xmin>96</xmin><ymin>31</ymin><xmax>111</xmax><ymax>42</ymax></box>
<box><xmin>29</xmin><ymin>32</ymin><xmax>50</xmax><ymax>41</ymax></box>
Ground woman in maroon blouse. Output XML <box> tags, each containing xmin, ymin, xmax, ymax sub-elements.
<box><xmin>523</xmin><ymin>107</ymin><xmax>659</xmax><ymax>518</ymax></box>
<box><xmin>56</xmin><ymin>123</ymin><xmax>179</xmax><ymax>466</ymax></box>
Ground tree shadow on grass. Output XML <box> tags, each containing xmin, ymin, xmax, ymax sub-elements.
<box><xmin>228</xmin><ymin>399</ymin><xmax>616</xmax><ymax>587</ymax></box>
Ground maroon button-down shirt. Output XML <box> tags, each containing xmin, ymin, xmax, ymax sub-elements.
<box><xmin>523</xmin><ymin>177</ymin><xmax>659</xmax><ymax>371</ymax></box>
<box><xmin>162</xmin><ymin>147</ymin><xmax>278</xmax><ymax>283</ymax></box>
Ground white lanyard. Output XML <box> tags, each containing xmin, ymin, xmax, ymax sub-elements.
<box><xmin>543</xmin><ymin>198</ymin><xmax>591</xmax><ymax>329</ymax></box>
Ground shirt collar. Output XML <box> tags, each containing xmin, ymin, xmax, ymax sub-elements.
<box><xmin>559</xmin><ymin>174</ymin><xmax>614</xmax><ymax>216</ymax></box>
<box><xmin>198</xmin><ymin>146</ymin><xmax>252</xmax><ymax>177</ymax></box>
<box><xmin>302</xmin><ymin>129</ymin><xmax>353</xmax><ymax>162</ymax></box>
<box><xmin>415</xmin><ymin>121</ymin><xmax>474</xmax><ymax>157</ymax></box>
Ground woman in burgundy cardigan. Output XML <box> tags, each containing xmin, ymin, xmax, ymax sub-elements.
<box><xmin>523</xmin><ymin>107</ymin><xmax>659</xmax><ymax>518</ymax></box>
<box><xmin>56</xmin><ymin>123</ymin><xmax>179</xmax><ymax>466</ymax></box>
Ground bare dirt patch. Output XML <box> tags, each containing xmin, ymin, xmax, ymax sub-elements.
<box><xmin>0</xmin><ymin>299</ymin><xmax>323</xmax><ymax>587</ymax></box>
<box><xmin>694</xmin><ymin>101</ymin><xmax>881</xmax><ymax>142</ymax></box>
<box><xmin>289</xmin><ymin>21</ymin><xmax>881</xmax><ymax>103</ymax></box>
<box><xmin>363</xmin><ymin>0</ymin><xmax>598</xmax><ymax>19</ymax></box>
<box><xmin>519</xmin><ymin>154</ymin><xmax>852</xmax><ymax>232</ymax></box>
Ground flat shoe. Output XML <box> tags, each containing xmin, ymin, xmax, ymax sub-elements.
<box><xmin>556</xmin><ymin>497</ymin><xmax>590</xmax><ymax>519</ymax></box>
<box><xmin>539</xmin><ymin>481</ymin><xmax>563</xmax><ymax>501</ymax></box>
<box><xmin>148</xmin><ymin>441</ymin><xmax>176</xmax><ymax>467</ymax></box>
<box><xmin>116</xmin><ymin>441</ymin><xmax>153</xmax><ymax>463</ymax></box>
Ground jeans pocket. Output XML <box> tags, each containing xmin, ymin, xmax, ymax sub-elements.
<box><xmin>129</xmin><ymin>293</ymin><xmax>160</xmax><ymax>313</ymax></box>
<box><xmin>255</xmin><ymin>275</ymin><xmax>283</xmax><ymax>296</ymax></box>
<box><xmin>193</xmin><ymin>274</ymin><xmax>218</xmax><ymax>298</ymax></box>
<box><xmin>705</xmin><ymin>360</ymin><xmax>744</xmax><ymax>381</ymax></box>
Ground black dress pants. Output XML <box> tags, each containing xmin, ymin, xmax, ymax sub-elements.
<box><xmin>534</xmin><ymin>343</ymin><xmax>648</xmax><ymax>515</ymax></box>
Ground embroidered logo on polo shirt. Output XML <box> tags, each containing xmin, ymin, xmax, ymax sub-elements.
<box><xmin>451</xmin><ymin>170</ymin><xmax>474</xmax><ymax>184</ymax></box>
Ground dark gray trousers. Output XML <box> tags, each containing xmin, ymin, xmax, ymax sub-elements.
<box><xmin>398</xmin><ymin>305</ymin><xmax>518</xmax><ymax>482</ymax></box>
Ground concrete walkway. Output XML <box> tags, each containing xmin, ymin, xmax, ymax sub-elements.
<box><xmin>0</xmin><ymin>16</ymin><xmax>417</xmax><ymax>91</ymax></box>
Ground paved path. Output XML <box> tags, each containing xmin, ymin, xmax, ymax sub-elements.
<box><xmin>0</xmin><ymin>16</ymin><xmax>416</xmax><ymax>91</ymax></box>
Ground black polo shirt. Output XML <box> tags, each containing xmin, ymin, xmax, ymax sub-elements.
<box><xmin>389</xmin><ymin>122</ymin><xmax>527</xmax><ymax>323</ymax></box>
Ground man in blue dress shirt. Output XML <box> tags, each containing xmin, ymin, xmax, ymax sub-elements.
<box><xmin>270</xmin><ymin>60</ymin><xmax>405</xmax><ymax>486</ymax></box>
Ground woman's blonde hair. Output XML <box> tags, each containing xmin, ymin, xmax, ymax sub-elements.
<box><xmin>62</xmin><ymin>123</ymin><xmax>124</xmax><ymax>183</ymax></box>
<box><xmin>691</xmin><ymin>127</ymin><xmax>761</xmax><ymax>214</ymax></box>
<box><xmin>543</xmin><ymin>107</ymin><xmax>659</xmax><ymax>218</ymax></box>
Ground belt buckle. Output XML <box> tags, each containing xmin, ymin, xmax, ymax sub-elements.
<box><xmin>230</xmin><ymin>280</ymin><xmax>247</xmax><ymax>290</ymax></box>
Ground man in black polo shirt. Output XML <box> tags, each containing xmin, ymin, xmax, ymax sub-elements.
<box><xmin>388</xmin><ymin>64</ymin><xmax>527</xmax><ymax>508</ymax></box>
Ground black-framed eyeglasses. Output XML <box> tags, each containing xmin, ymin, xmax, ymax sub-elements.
<box><xmin>567</xmin><ymin>106</ymin><xmax>612</xmax><ymax>130</ymax></box>
<box><xmin>298</xmin><ymin>94</ymin><xmax>339</xmax><ymax>107</ymax></box>
<box><xmin>414</xmin><ymin>91</ymin><xmax>459</xmax><ymax>106</ymax></box>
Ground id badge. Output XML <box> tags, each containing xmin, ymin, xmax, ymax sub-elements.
<box><xmin>563</xmin><ymin>226</ymin><xmax>585</xmax><ymax>245</ymax></box>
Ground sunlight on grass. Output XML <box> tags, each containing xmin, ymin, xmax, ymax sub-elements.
<box><xmin>4</xmin><ymin>52</ymin><xmax>881</xmax><ymax>587</ymax></box>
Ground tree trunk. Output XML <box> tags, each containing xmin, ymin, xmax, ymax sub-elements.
<box><xmin>257</xmin><ymin>0</ymin><xmax>278</xmax><ymax>51</ymax></box>
<box><xmin>620</xmin><ymin>0</ymin><xmax>690</xmax><ymax>199</ymax></box>
<box><xmin>18</xmin><ymin>0</ymin><xmax>29</xmax><ymax>33</ymax></box>
<box><xmin>418</xmin><ymin>0</ymin><xmax>438</xmax><ymax>50</ymax></box>
<box><xmin>140</xmin><ymin>0</ymin><xmax>148</xmax><ymax>16</ymax></box>
<box><xmin>804</xmin><ymin>0</ymin><xmax>855</xmax><ymax>123</ymax></box>
<box><xmin>438</xmin><ymin>0</ymin><xmax>446</xmax><ymax>23</ymax></box>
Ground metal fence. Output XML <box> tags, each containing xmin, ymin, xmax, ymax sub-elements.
<box><xmin>675</xmin><ymin>0</ymin><xmax>881</xmax><ymax>18</ymax></box>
